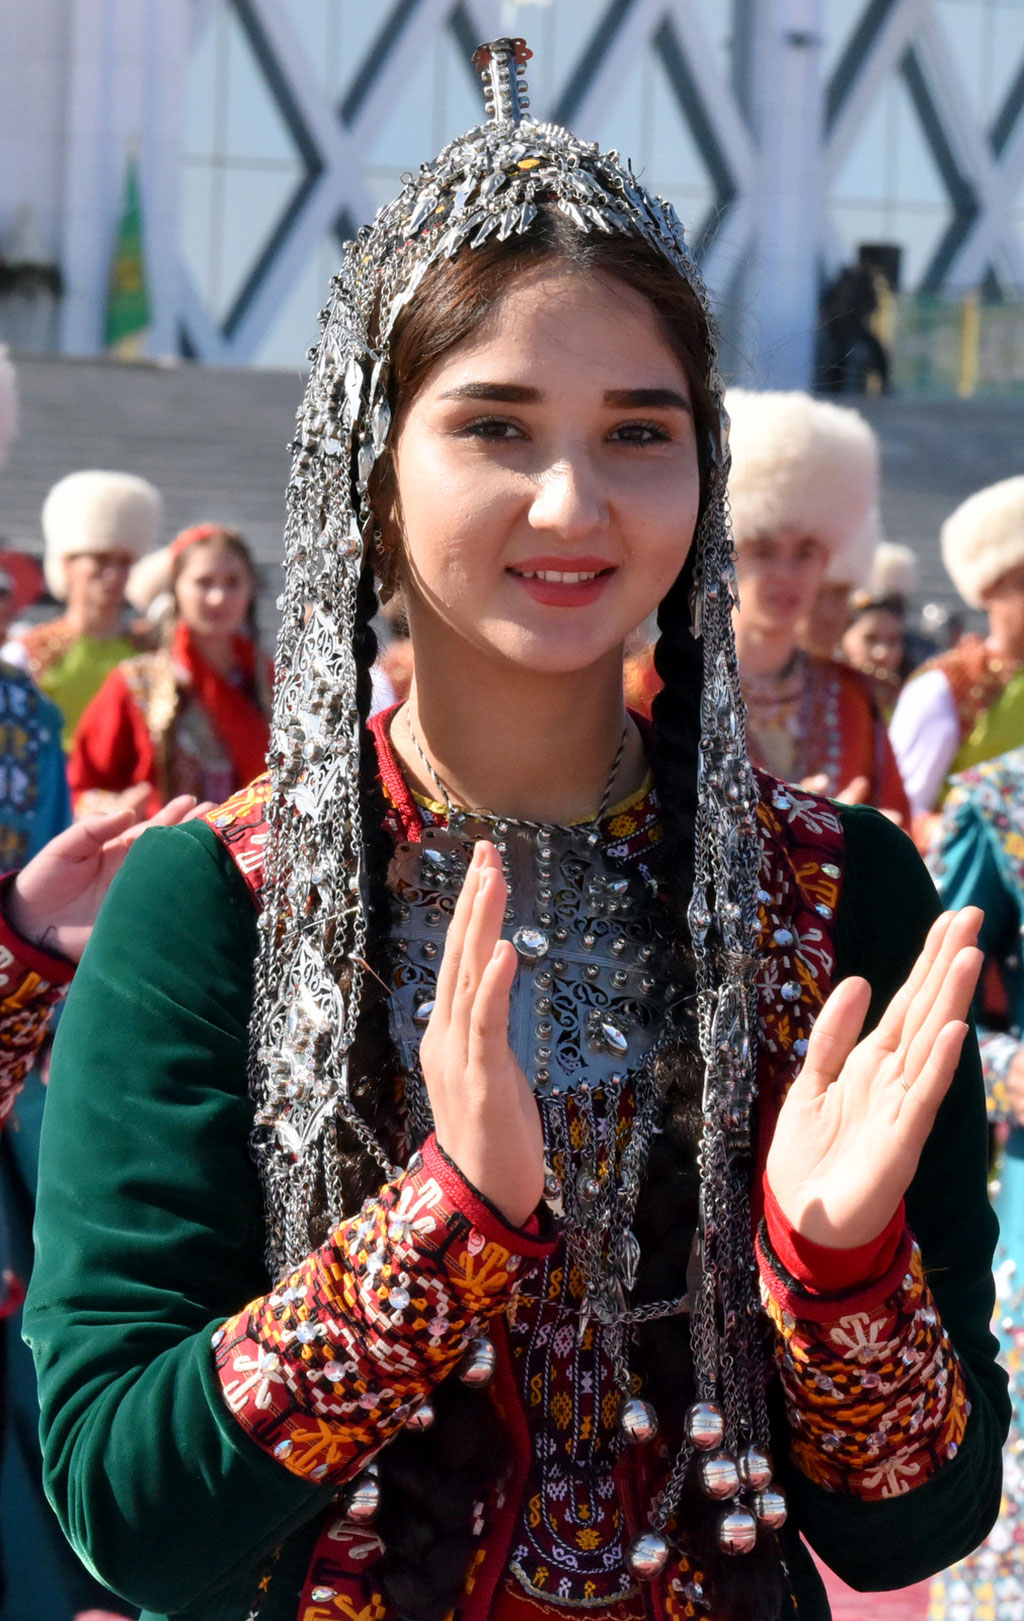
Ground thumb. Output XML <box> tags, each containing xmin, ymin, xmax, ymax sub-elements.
<box><xmin>794</xmin><ymin>976</ymin><xmax>872</xmax><ymax>1098</ymax></box>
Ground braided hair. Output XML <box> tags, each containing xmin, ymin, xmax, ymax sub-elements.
<box><xmin>329</xmin><ymin>217</ymin><xmax>787</xmax><ymax>1621</ymax></box>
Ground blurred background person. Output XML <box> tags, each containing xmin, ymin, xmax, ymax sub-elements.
<box><xmin>7</xmin><ymin>470</ymin><xmax>162</xmax><ymax>749</ymax></box>
<box><xmin>727</xmin><ymin>388</ymin><xmax>909</xmax><ymax>821</ymax></box>
<box><xmin>799</xmin><ymin>507</ymin><xmax>878</xmax><ymax>661</ymax></box>
<box><xmin>0</xmin><ymin>348</ymin><xmax>69</xmax><ymax>871</ymax></box>
<box><xmin>927</xmin><ymin>746</ymin><xmax>1024</xmax><ymax>1618</ymax></box>
<box><xmin>890</xmin><ymin>476</ymin><xmax>1024</xmax><ymax>823</ymax></box>
<box><xmin>841</xmin><ymin>541</ymin><xmax>920</xmax><ymax>718</ymax></box>
<box><xmin>69</xmin><ymin>523</ymin><xmax>271</xmax><ymax>817</ymax></box>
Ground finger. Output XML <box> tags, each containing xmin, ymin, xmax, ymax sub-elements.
<box><xmin>873</xmin><ymin>911</ymin><xmax>956</xmax><ymax>1048</ymax></box>
<box><xmin>899</xmin><ymin>1019</ymin><xmax>969</xmax><ymax>1132</ymax></box>
<box><xmin>896</xmin><ymin>909</ymin><xmax>982</xmax><ymax>1062</ymax></box>
<box><xmin>121</xmin><ymin>782</ymin><xmax>154</xmax><ymax>815</ymax></box>
<box><xmin>432</xmin><ymin>842</ymin><xmax>491</xmax><ymax>1026</ymax></box>
<box><xmin>115</xmin><ymin>795</ymin><xmax>202</xmax><ymax>848</ymax></box>
<box><xmin>902</xmin><ymin>944</ymin><xmax>983</xmax><ymax>1091</ymax></box>
<box><xmin>47</xmin><ymin>809</ymin><xmax>139</xmax><ymax>864</ymax></box>
<box><xmin>795</xmin><ymin>975</ymin><xmax>872</xmax><ymax>1097</ymax></box>
<box><xmin>467</xmin><ymin>939</ymin><xmax>518</xmax><ymax>1071</ymax></box>
<box><xmin>448</xmin><ymin>862</ymin><xmax>508</xmax><ymax>1061</ymax></box>
<box><xmin>835</xmin><ymin>775</ymin><xmax>870</xmax><ymax>805</ymax></box>
<box><xmin>800</xmin><ymin>774</ymin><xmax>828</xmax><ymax>794</ymax></box>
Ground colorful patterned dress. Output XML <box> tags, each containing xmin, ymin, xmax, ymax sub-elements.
<box><xmin>929</xmin><ymin>747</ymin><xmax>1024</xmax><ymax>1620</ymax></box>
<box><xmin>22</xmin><ymin>721</ymin><xmax>1006</xmax><ymax>1621</ymax></box>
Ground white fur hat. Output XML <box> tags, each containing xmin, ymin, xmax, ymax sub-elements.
<box><xmin>941</xmin><ymin>476</ymin><xmax>1024</xmax><ymax>609</ymax></box>
<box><xmin>869</xmin><ymin>540</ymin><xmax>917</xmax><ymax>600</ymax></box>
<box><xmin>42</xmin><ymin>469</ymin><xmax>163</xmax><ymax>600</ymax></box>
<box><xmin>725</xmin><ymin>390</ymin><xmax>880</xmax><ymax>581</ymax></box>
<box><xmin>0</xmin><ymin>346</ymin><xmax>18</xmax><ymax>470</ymax></box>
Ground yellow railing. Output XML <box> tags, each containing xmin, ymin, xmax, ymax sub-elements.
<box><xmin>881</xmin><ymin>291</ymin><xmax>1024</xmax><ymax>397</ymax></box>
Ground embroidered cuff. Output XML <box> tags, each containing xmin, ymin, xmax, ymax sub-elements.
<box><xmin>758</xmin><ymin>1228</ymin><xmax>968</xmax><ymax>1499</ymax></box>
<box><xmin>762</xmin><ymin>1181</ymin><xmax>906</xmax><ymax>1295</ymax></box>
<box><xmin>0</xmin><ymin>876</ymin><xmax>71</xmax><ymax>1131</ymax></box>
<box><xmin>978</xmin><ymin>1031</ymin><xmax>1021</xmax><ymax>1122</ymax></box>
<box><xmin>214</xmin><ymin>1134</ymin><xmax>555</xmax><ymax>1485</ymax></box>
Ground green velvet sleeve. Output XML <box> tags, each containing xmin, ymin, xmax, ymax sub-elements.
<box><xmin>787</xmin><ymin>804</ymin><xmax>1010</xmax><ymax>1589</ymax></box>
<box><xmin>23</xmin><ymin>822</ymin><xmax>333</xmax><ymax>1618</ymax></box>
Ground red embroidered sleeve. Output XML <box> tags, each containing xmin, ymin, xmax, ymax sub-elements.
<box><xmin>756</xmin><ymin>1224</ymin><xmax>968</xmax><ymax>1500</ymax></box>
<box><xmin>213</xmin><ymin>1134</ymin><xmax>555</xmax><ymax>1485</ymax></box>
<box><xmin>0</xmin><ymin>878</ymin><xmax>74</xmax><ymax>1130</ymax></box>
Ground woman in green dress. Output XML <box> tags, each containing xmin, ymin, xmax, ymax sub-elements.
<box><xmin>24</xmin><ymin>36</ymin><xmax>1005</xmax><ymax>1621</ymax></box>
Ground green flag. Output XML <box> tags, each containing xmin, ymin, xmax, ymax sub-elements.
<box><xmin>105</xmin><ymin>154</ymin><xmax>151</xmax><ymax>355</ymax></box>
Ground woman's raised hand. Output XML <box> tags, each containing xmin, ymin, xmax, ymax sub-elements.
<box><xmin>419</xmin><ymin>841</ymin><xmax>545</xmax><ymax>1228</ymax></box>
<box><xmin>766</xmin><ymin>907</ymin><xmax>983</xmax><ymax>1249</ymax></box>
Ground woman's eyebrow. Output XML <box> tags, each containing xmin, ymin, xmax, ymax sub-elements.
<box><xmin>603</xmin><ymin>387</ymin><xmax>691</xmax><ymax>410</ymax></box>
<box><xmin>439</xmin><ymin>382</ymin><xmax>539</xmax><ymax>401</ymax></box>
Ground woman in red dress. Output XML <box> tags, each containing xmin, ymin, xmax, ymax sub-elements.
<box><xmin>68</xmin><ymin>523</ymin><xmax>271</xmax><ymax>817</ymax></box>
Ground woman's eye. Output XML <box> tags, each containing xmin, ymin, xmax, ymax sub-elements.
<box><xmin>459</xmin><ymin>417</ymin><xmax>523</xmax><ymax>440</ymax></box>
<box><xmin>610</xmin><ymin>421</ymin><xmax>672</xmax><ymax>445</ymax></box>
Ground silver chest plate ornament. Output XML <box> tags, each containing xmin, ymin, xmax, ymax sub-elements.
<box><xmin>387</xmin><ymin>815</ymin><xmax>673</xmax><ymax>1101</ymax></box>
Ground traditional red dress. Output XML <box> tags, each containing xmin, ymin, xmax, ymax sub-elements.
<box><xmin>68</xmin><ymin>621</ymin><xmax>272</xmax><ymax>817</ymax></box>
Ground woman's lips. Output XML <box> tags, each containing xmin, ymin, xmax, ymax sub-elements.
<box><xmin>508</xmin><ymin>558</ymin><xmax>615</xmax><ymax>608</ymax></box>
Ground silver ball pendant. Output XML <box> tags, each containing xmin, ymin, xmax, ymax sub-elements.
<box><xmin>698</xmin><ymin>1451</ymin><xmax>741</xmax><ymax>1500</ymax></box>
<box><xmin>737</xmin><ymin>1445</ymin><xmax>773</xmax><ymax>1491</ymax></box>
<box><xmin>343</xmin><ymin>1471</ymin><xmax>381</xmax><ymax>1523</ymax></box>
<box><xmin>717</xmin><ymin>1505</ymin><xmax>758</xmax><ymax>1555</ymax></box>
<box><xmin>457</xmin><ymin>1336</ymin><xmax>497</xmax><ymax>1388</ymax></box>
<box><xmin>619</xmin><ymin>1396</ymin><xmax>659</xmax><ymax>1445</ymax></box>
<box><xmin>752</xmin><ymin>1488</ymin><xmax>788</xmax><ymax>1530</ymax></box>
<box><xmin>625</xmin><ymin>1531</ymin><xmax>671</xmax><ymax>1579</ymax></box>
<box><xmin>685</xmin><ymin>1401</ymin><xmax>725</xmax><ymax>1450</ymax></box>
<box><xmin>406</xmin><ymin>1398</ymin><xmax>436</xmax><ymax>1432</ymax></box>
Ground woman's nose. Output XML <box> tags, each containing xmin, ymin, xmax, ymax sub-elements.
<box><xmin>528</xmin><ymin>456</ymin><xmax>609</xmax><ymax>537</ymax></box>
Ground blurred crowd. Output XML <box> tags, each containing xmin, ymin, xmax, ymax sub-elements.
<box><xmin>0</xmin><ymin>340</ymin><xmax>1023</xmax><ymax>1620</ymax></box>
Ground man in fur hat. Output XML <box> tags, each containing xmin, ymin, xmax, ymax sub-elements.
<box><xmin>11</xmin><ymin>469</ymin><xmax>161</xmax><ymax>747</ymax></box>
<box><xmin>726</xmin><ymin>389</ymin><xmax>909</xmax><ymax>823</ymax></box>
<box><xmin>890</xmin><ymin>476</ymin><xmax>1024</xmax><ymax>820</ymax></box>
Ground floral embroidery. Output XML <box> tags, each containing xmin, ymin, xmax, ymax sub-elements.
<box><xmin>212</xmin><ymin>1139</ymin><xmax>550</xmax><ymax>1485</ymax></box>
<box><xmin>758</xmin><ymin>1235</ymin><xmax>968</xmax><ymax>1498</ymax></box>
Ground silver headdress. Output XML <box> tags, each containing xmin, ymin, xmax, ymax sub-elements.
<box><xmin>251</xmin><ymin>38</ymin><xmax>774</xmax><ymax>1573</ymax></box>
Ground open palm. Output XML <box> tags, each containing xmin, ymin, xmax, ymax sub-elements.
<box><xmin>766</xmin><ymin>907</ymin><xmax>983</xmax><ymax>1248</ymax></box>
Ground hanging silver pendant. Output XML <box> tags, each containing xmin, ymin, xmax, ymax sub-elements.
<box><xmin>406</xmin><ymin>1398</ymin><xmax>436</xmax><ymax>1432</ymax></box>
<box><xmin>717</xmin><ymin>1505</ymin><xmax>758</xmax><ymax>1554</ymax></box>
<box><xmin>457</xmin><ymin>1336</ymin><xmax>497</xmax><ymax>1387</ymax></box>
<box><xmin>685</xmin><ymin>1401</ymin><xmax>725</xmax><ymax>1450</ymax></box>
<box><xmin>737</xmin><ymin>1444</ymin><xmax>773</xmax><ymax>1491</ymax></box>
<box><xmin>619</xmin><ymin>1396</ymin><xmax>659</xmax><ymax>1445</ymax></box>
<box><xmin>625</xmin><ymin>1531</ymin><xmax>671</xmax><ymax>1579</ymax></box>
<box><xmin>342</xmin><ymin>1471</ymin><xmax>381</xmax><ymax>1523</ymax></box>
<box><xmin>752</xmin><ymin>1488</ymin><xmax>788</xmax><ymax>1530</ymax></box>
<box><xmin>698</xmin><ymin>1451</ymin><xmax>740</xmax><ymax>1500</ymax></box>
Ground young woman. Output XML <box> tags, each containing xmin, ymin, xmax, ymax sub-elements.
<box><xmin>726</xmin><ymin>390</ymin><xmax>909</xmax><ymax>825</ymax></box>
<box><xmin>68</xmin><ymin>523</ymin><xmax>272</xmax><ymax>817</ymax></box>
<box><xmin>24</xmin><ymin>39</ymin><xmax>1004</xmax><ymax>1621</ymax></box>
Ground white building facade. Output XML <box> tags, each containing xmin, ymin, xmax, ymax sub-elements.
<box><xmin>2</xmin><ymin>0</ymin><xmax>1023</xmax><ymax>386</ymax></box>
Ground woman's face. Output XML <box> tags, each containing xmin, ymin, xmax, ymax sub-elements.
<box><xmin>389</xmin><ymin>263</ymin><xmax>702</xmax><ymax>680</ymax></box>
<box><xmin>174</xmin><ymin>541</ymin><xmax>253</xmax><ymax>639</ymax></box>
<box><xmin>733</xmin><ymin>531</ymin><xmax>829</xmax><ymax>641</ymax></box>
<box><xmin>842</xmin><ymin>608</ymin><xmax>904</xmax><ymax>677</ymax></box>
